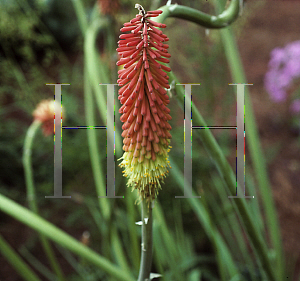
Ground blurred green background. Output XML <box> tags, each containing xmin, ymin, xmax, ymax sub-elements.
<box><xmin>1</xmin><ymin>0</ymin><xmax>300</xmax><ymax>280</ymax></box>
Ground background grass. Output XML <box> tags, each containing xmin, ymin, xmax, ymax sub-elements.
<box><xmin>0</xmin><ymin>0</ymin><xmax>298</xmax><ymax>280</ymax></box>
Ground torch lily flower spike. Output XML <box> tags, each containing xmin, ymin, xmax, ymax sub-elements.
<box><xmin>33</xmin><ymin>99</ymin><xmax>63</xmax><ymax>137</ymax></box>
<box><xmin>117</xmin><ymin>4</ymin><xmax>172</xmax><ymax>204</ymax></box>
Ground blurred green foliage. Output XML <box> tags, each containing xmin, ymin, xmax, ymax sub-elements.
<box><xmin>0</xmin><ymin>0</ymin><xmax>291</xmax><ymax>280</ymax></box>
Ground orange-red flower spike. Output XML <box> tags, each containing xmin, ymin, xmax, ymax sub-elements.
<box><xmin>117</xmin><ymin>4</ymin><xmax>172</xmax><ymax>204</ymax></box>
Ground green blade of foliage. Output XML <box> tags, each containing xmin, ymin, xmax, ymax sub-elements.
<box><xmin>19</xmin><ymin>246</ymin><xmax>58</xmax><ymax>281</ymax></box>
<box><xmin>71</xmin><ymin>0</ymin><xmax>88</xmax><ymax>34</ymax></box>
<box><xmin>167</xmin><ymin>69</ymin><xmax>274</xmax><ymax>280</ymax></box>
<box><xmin>0</xmin><ymin>234</ymin><xmax>41</xmax><ymax>281</ymax></box>
<box><xmin>84</xmin><ymin>17</ymin><xmax>122</xmax><ymax>153</ymax></box>
<box><xmin>152</xmin><ymin>203</ymin><xmax>186</xmax><ymax>280</ymax></box>
<box><xmin>154</xmin><ymin>4</ymin><xmax>279</xmax><ymax>280</ymax></box>
<box><xmin>0</xmin><ymin>194</ymin><xmax>135</xmax><ymax>281</ymax></box>
<box><xmin>217</xmin><ymin>9</ymin><xmax>284</xmax><ymax>280</ymax></box>
<box><xmin>168</xmin><ymin>157</ymin><xmax>240</xmax><ymax>280</ymax></box>
<box><xmin>111</xmin><ymin>225</ymin><xmax>132</xmax><ymax>275</ymax></box>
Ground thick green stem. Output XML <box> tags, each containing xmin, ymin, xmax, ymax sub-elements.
<box><xmin>156</xmin><ymin>0</ymin><xmax>240</xmax><ymax>29</ymax></box>
<box><xmin>84</xmin><ymin>57</ymin><xmax>111</xmax><ymax>220</ymax></box>
<box><xmin>137</xmin><ymin>201</ymin><xmax>153</xmax><ymax>281</ymax></box>
<box><xmin>23</xmin><ymin>120</ymin><xmax>41</xmax><ymax>212</ymax></box>
<box><xmin>71</xmin><ymin>0</ymin><xmax>88</xmax><ymax>34</ymax></box>
<box><xmin>22</xmin><ymin>120</ymin><xmax>66</xmax><ymax>281</ymax></box>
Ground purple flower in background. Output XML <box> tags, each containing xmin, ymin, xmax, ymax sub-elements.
<box><xmin>290</xmin><ymin>99</ymin><xmax>300</xmax><ymax>115</ymax></box>
<box><xmin>264</xmin><ymin>40</ymin><xmax>300</xmax><ymax>103</ymax></box>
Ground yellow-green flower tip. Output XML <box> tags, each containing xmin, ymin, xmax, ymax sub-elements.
<box><xmin>119</xmin><ymin>142</ymin><xmax>171</xmax><ymax>203</ymax></box>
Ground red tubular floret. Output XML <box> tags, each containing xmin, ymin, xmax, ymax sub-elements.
<box><xmin>148</xmin><ymin>24</ymin><xmax>163</xmax><ymax>35</ymax></box>
<box><xmin>126</xmin><ymin>39</ymin><xmax>143</xmax><ymax>47</ymax></box>
<box><xmin>147</xmin><ymin>10</ymin><xmax>163</xmax><ymax>14</ymax></box>
<box><xmin>149</xmin><ymin>40</ymin><xmax>168</xmax><ymax>52</ymax></box>
<box><xmin>145</xmin><ymin>13</ymin><xmax>159</xmax><ymax>18</ymax></box>
<box><xmin>132</xmin><ymin>23</ymin><xmax>143</xmax><ymax>34</ymax></box>
<box><xmin>120</xmin><ymin>62</ymin><xmax>136</xmax><ymax>75</ymax></box>
<box><xmin>136</xmin><ymin>40</ymin><xmax>144</xmax><ymax>50</ymax></box>
<box><xmin>147</xmin><ymin>48</ymin><xmax>157</xmax><ymax>59</ymax></box>
<box><xmin>145</xmin><ymin>72</ymin><xmax>154</xmax><ymax>94</ymax></box>
<box><xmin>144</xmin><ymin>60</ymin><xmax>149</xmax><ymax>69</ymax></box>
<box><xmin>148</xmin><ymin>30</ymin><xmax>166</xmax><ymax>42</ymax></box>
<box><xmin>150</xmin><ymin>62</ymin><xmax>168</xmax><ymax>78</ymax></box>
<box><xmin>129</xmin><ymin>49</ymin><xmax>141</xmax><ymax>59</ymax></box>
<box><xmin>123</xmin><ymin>22</ymin><xmax>135</xmax><ymax>27</ymax></box>
<box><xmin>119</xmin><ymin>33</ymin><xmax>138</xmax><ymax>39</ymax></box>
<box><xmin>155</xmin><ymin>49</ymin><xmax>171</xmax><ymax>58</ymax></box>
<box><xmin>134</xmin><ymin>58</ymin><xmax>143</xmax><ymax>70</ymax></box>
<box><xmin>155</xmin><ymin>56</ymin><xmax>170</xmax><ymax>64</ymax></box>
<box><xmin>124</xmin><ymin>55</ymin><xmax>141</xmax><ymax>68</ymax></box>
<box><xmin>118</xmin><ymin>36</ymin><xmax>141</xmax><ymax>44</ymax></box>
<box><xmin>120</xmin><ymin>26</ymin><xmax>136</xmax><ymax>32</ymax></box>
<box><xmin>137</xmin><ymin>81</ymin><xmax>144</xmax><ymax>101</ymax></box>
<box><xmin>120</xmin><ymin>49</ymin><xmax>137</xmax><ymax>58</ymax></box>
<box><xmin>117</xmin><ymin>46</ymin><xmax>136</xmax><ymax>52</ymax></box>
<box><xmin>146</xmin><ymin>19</ymin><xmax>166</xmax><ymax>28</ymax></box>
<box><xmin>116</xmin><ymin>57</ymin><xmax>132</xmax><ymax>66</ymax></box>
<box><xmin>130</xmin><ymin>15</ymin><xmax>143</xmax><ymax>23</ymax></box>
<box><xmin>160</xmin><ymin>64</ymin><xmax>171</xmax><ymax>72</ymax></box>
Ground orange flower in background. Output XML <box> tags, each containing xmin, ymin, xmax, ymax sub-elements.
<box><xmin>33</xmin><ymin>99</ymin><xmax>64</xmax><ymax>137</ymax></box>
<box><xmin>117</xmin><ymin>4</ymin><xmax>172</xmax><ymax>203</ymax></box>
<box><xmin>97</xmin><ymin>0</ymin><xmax>119</xmax><ymax>15</ymax></box>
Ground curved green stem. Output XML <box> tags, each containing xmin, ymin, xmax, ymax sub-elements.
<box><xmin>23</xmin><ymin>120</ymin><xmax>41</xmax><ymax>212</ymax></box>
<box><xmin>156</xmin><ymin>0</ymin><xmax>240</xmax><ymax>29</ymax></box>
<box><xmin>137</xmin><ymin>200</ymin><xmax>153</xmax><ymax>281</ymax></box>
<box><xmin>71</xmin><ymin>0</ymin><xmax>88</xmax><ymax>34</ymax></box>
<box><xmin>22</xmin><ymin>120</ymin><xmax>66</xmax><ymax>281</ymax></box>
<box><xmin>84</xmin><ymin>17</ymin><xmax>122</xmax><ymax>157</ymax></box>
<box><xmin>84</xmin><ymin>53</ymin><xmax>111</xmax><ymax>221</ymax></box>
<box><xmin>0</xmin><ymin>193</ymin><xmax>135</xmax><ymax>281</ymax></box>
<box><xmin>83</xmin><ymin>16</ymin><xmax>124</xmax><ymax>220</ymax></box>
<box><xmin>0</xmin><ymin>234</ymin><xmax>41</xmax><ymax>281</ymax></box>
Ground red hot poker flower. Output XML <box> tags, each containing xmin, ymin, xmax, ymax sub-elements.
<box><xmin>33</xmin><ymin>99</ymin><xmax>65</xmax><ymax>137</ymax></box>
<box><xmin>117</xmin><ymin>4</ymin><xmax>172</xmax><ymax>203</ymax></box>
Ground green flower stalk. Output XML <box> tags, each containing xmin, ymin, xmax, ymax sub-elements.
<box><xmin>117</xmin><ymin>4</ymin><xmax>172</xmax><ymax>204</ymax></box>
<box><xmin>23</xmin><ymin>99</ymin><xmax>66</xmax><ymax>281</ymax></box>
